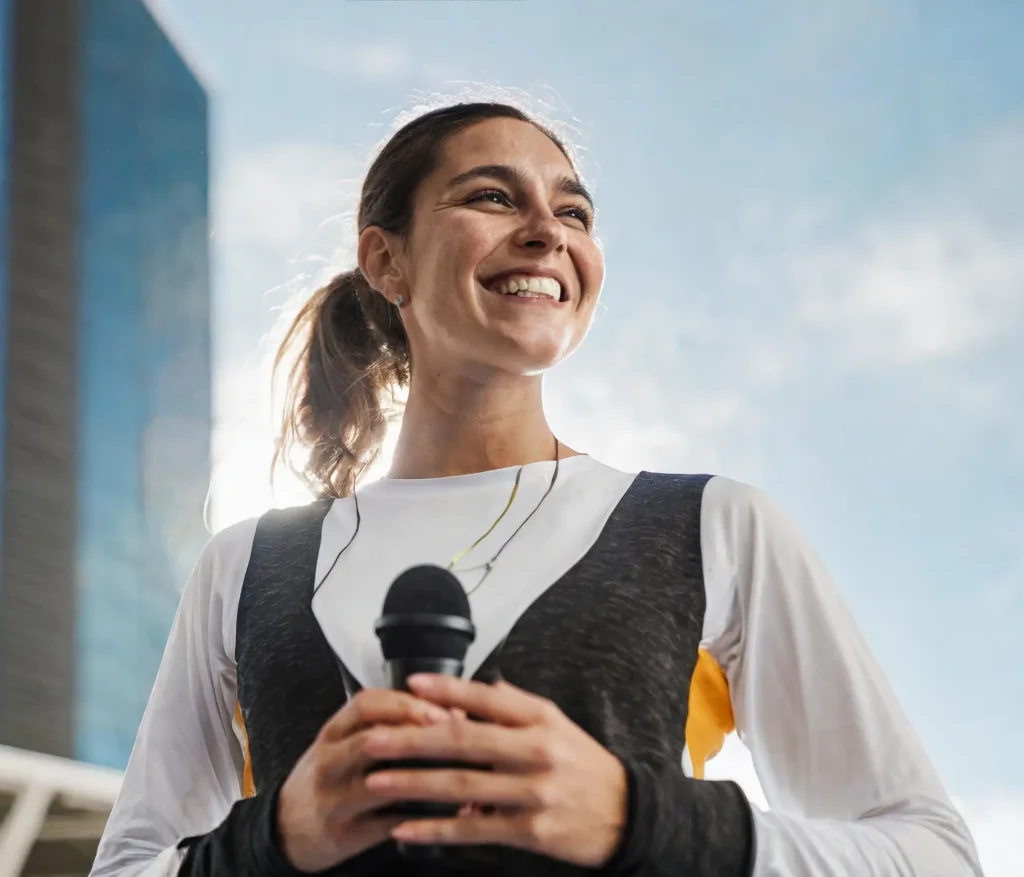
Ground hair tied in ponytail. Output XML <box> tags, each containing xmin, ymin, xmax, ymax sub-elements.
<box><xmin>272</xmin><ymin>266</ymin><xmax>410</xmax><ymax>498</ymax></box>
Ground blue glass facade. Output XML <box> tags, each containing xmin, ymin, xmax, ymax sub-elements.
<box><xmin>75</xmin><ymin>0</ymin><xmax>211</xmax><ymax>768</ymax></box>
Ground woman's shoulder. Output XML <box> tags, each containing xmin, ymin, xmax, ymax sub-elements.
<box><xmin>196</xmin><ymin>515</ymin><xmax>262</xmax><ymax>582</ymax></box>
<box><xmin>634</xmin><ymin>470</ymin><xmax>782</xmax><ymax>523</ymax></box>
<box><xmin>696</xmin><ymin>474</ymin><xmax>808</xmax><ymax>550</ymax></box>
<box><xmin>700</xmin><ymin>474</ymin><xmax>778</xmax><ymax>516</ymax></box>
<box><xmin>631</xmin><ymin>471</ymin><xmax>804</xmax><ymax>557</ymax></box>
<box><xmin>694</xmin><ymin>475</ymin><xmax>823</xmax><ymax>601</ymax></box>
<box><xmin>197</xmin><ymin>498</ymin><xmax>334</xmax><ymax>575</ymax></box>
<box><xmin>193</xmin><ymin>499</ymin><xmax>337</xmax><ymax>601</ymax></box>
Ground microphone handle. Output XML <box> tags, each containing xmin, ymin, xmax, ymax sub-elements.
<box><xmin>374</xmin><ymin>656</ymin><xmax>469</xmax><ymax>820</ymax></box>
<box><xmin>385</xmin><ymin>656</ymin><xmax>464</xmax><ymax>690</ymax></box>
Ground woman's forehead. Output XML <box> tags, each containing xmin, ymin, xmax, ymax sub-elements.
<box><xmin>434</xmin><ymin>117</ymin><xmax>576</xmax><ymax>183</ymax></box>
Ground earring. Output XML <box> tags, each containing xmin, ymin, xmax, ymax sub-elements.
<box><xmin>395</xmin><ymin>294</ymin><xmax>405</xmax><ymax>308</ymax></box>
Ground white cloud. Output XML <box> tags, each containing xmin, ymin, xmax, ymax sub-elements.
<box><xmin>288</xmin><ymin>36</ymin><xmax>411</xmax><ymax>80</ymax></box>
<box><xmin>285</xmin><ymin>34</ymin><xmax>467</xmax><ymax>85</ymax></box>
<box><xmin>347</xmin><ymin>43</ymin><xmax>410</xmax><ymax>80</ymax></box>
<box><xmin>546</xmin><ymin>366</ymin><xmax>762</xmax><ymax>480</ymax></box>
<box><xmin>716</xmin><ymin>119</ymin><xmax>1024</xmax><ymax>394</ymax></box>
<box><xmin>213</xmin><ymin>142</ymin><xmax>358</xmax><ymax>253</ymax></box>
<box><xmin>208</xmin><ymin>139</ymin><xmax>378</xmax><ymax>529</ymax></box>
<box><xmin>209</xmin><ymin>358</ymin><xmax>307</xmax><ymax>533</ymax></box>
<box><xmin>793</xmin><ymin>217</ymin><xmax>1024</xmax><ymax>367</ymax></box>
<box><xmin>209</xmin><ymin>353</ymin><xmax>402</xmax><ymax>533</ymax></box>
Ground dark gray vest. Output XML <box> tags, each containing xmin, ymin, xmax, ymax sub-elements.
<box><xmin>235</xmin><ymin>472</ymin><xmax>748</xmax><ymax>876</ymax></box>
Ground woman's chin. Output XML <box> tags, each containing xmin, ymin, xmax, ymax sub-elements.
<box><xmin>469</xmin><ymin>332</ymin><xmax>572</xmax><ymax>377</ymax></box>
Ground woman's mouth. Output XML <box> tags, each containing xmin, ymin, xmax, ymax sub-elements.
<box><xmin>482</xmin><ymin>274</ymin><xmax>566</xmax><ymax>303</ymax></box>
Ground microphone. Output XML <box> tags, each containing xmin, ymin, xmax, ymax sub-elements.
<box><xmin>373</xmin><ymin>565</ymin><xmax>477</xmax><ymax>823</ymax></box>
<box><xmin>375</xmin><ymin>564</ymin><xmax>476</xmax><ymax>690</ymax></box>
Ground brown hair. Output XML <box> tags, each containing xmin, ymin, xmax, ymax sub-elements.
<box><xmin>272</xmin><ymin>101</ymin><xmax>575</xmax><ymax>498</ymax></box>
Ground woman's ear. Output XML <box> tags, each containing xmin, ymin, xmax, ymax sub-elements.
<box><xmin>358</xmin><ymin>226</ymin><xmax>407</xmax><ymax>308</ymax></box>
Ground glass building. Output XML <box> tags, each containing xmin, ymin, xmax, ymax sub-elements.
<box><xmin>0</xmin><ymin>0</ymin><xmax>211</xmax><ymax>770</ymax></box>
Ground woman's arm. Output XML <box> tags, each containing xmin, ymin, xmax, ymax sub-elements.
<box><xmin>88</xmin><ymin>519</ymin><xmax>292</xmax><ymax>877</ymax></box>
<box><xmin>694</xmin><ymin>476</ymin><xmax>982</xmax><ymax>877</ymax></box>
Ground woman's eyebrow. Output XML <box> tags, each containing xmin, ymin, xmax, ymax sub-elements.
<box><xmin>445</xmin><ymin>164</ymin><xmax>594</xmax><ymax>210</ymax></box>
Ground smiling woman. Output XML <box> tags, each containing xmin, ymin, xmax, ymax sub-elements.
<box><xmin>88</xmin><ymin>101</ymin><xmax>983</xmax><ymax>877</ymax></box>
<box><xmin>271</xmin><ymin>103</ymin><xmax>602</xmax><ymax>499</ymax></box>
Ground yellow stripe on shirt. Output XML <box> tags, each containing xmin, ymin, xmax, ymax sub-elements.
<box><xmin>685</xmin><ymin>648</ymin><xmax>736</xmax><ymax>780</ymax></box>
<box><xmin>233</xmin><ymin>699</ymin><xmax>256</xmax><ymax>798</ymax></box>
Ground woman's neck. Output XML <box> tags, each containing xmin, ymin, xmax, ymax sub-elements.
<box><xmin>388</xmin><ymin>373</ymin><xmax>578</xmax><ymax>480</ymax></box>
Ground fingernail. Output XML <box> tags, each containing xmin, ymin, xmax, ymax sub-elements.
<box><xmin>407</xmin><ymin>674</ymin><xmax>432</xmax><ymax>688</ymax></box>
<box><xmin>392</xmin><ymin>824</ymin><xmax>421</xmax><ymax>841</ymax></box>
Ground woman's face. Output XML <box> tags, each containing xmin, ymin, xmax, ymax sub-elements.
<box><xmin>372</xmin><ymin>117</ymin><xmax>604</xmax><ymax>381</ymax></box>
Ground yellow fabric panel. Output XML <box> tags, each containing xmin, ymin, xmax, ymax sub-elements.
<box><xmin>233</xmin><ymin>699</ymin><xmax>257</xmax><ymax>798</ymax></box>
<box><xmin>685</xmin><ymin>648</ymin><xmax>736</xmax><ymax>780</ymax></box>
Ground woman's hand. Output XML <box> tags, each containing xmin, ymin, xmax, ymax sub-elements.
<box><xmin>276</xmin><ymin>688</ymin><xmax>450</xmax><ymax>872</ymax></box>
<box><xmin>361</xmin><ymin>675</ymin><xmax>629</xmax><ymax>868</ymax></box>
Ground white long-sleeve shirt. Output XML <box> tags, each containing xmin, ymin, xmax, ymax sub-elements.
<box><xmin>89</xmin><ymin>456</ymin><xmax>982</xmax><ymax>876</ymax></box>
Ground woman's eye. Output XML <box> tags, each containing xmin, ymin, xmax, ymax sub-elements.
<box><xmin>561</xmin><ymin>207</ymin><xmax>593</xmax><ymax>228</ymax></box>
<box><xmin>469</xmin><ymin>189</ymin><xmax>513</xmax><ymax>206</ymax></box>
<box><xmin>468</xmin><ymin>191</ymin><xmax>593</xmax><ymax>230</ymax></box>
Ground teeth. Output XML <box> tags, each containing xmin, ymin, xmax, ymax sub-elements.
<box><xmin>490</xmin><ymin>275</ymin><xmax>562</xmax><ymax>300</ymax></box>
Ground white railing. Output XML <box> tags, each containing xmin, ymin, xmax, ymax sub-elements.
<box><xmin>0</xmin><ymin>745</ymin><xmax>122</xmax><ymax>877</ymax></box>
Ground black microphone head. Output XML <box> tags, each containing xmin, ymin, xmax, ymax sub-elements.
<box><xmin>382</xmin><ymin>565</ymin><xmax>471</xmax><ymax>619</ymax></box>
<box><xmin>376</xmin><ymin>565</ymin><xmax>475</xmax><ymax>663</ymax></box>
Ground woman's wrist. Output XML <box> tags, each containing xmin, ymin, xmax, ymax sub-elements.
<box><xmin>600</xmin><ymin>757</ymin><xmax>652</xmax><ymax>875</ymax></box>
<box><xmin>599</xmin><ymin>757</ymin><xmax>756</xmax><ymax>877</ymax></box>
<box><xmin>264</xmin><ymin>778</ymin><xmax>312</xmax><ymax>874</ymax></box>
<box><xmin>176</xmin><ymin>777</ymin><xmax>306</xmax><ymax>877</ymax></box>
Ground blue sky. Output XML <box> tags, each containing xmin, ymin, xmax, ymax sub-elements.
<box><xmin>149</xmin><ymin>0</ymin><xmax>1024</xmax><ymax>870</ymax></box>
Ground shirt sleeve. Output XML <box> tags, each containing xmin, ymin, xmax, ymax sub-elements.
<box><xmin>89</xmin><ymin>519</ymin><xmax>258</xmax><ymax>877</ymax></box>
<box><xmin>698</xmin><ymin>475</ymin><xmax>983</xmax><ymax>877</ymax></box>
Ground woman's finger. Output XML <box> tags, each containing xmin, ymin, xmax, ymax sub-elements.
<box><xmin>406</xmin><ymin>675</ymin><xmax>550</xmax><ymax>727</ymax></box>
<box><xmin>315</xmin><ymin>729</ymin><xmax>386</xmax><ymax>786</ymax></box>
<box><xmin>328</xmin><ymin>809</ymin><xmax>407</xmax><ymax>845</ymax></box>
<box><xmin>306</xmin><ymin>758</ymin><xmax>405</xmax><ymax>823</ymax></box>
<box><xmin>319</xmin><ymin>719</ymin><xmax>469</xmax><ymax>790</ymax></box>
<box><xmin>361</xmin><ymin>717</ymin><xmax>551</xmax><ymax>771</ymax></box>
<box><xmin>364</xmin><ymin>767</ymin><xmax>542</xmax><ymax>807</ymax></box>
<box><xmin>323</xmin><ymin>688</ymin><xmax>449</xmax><ymax>741</ymax></box>
<box><xmin>391</xmin><ymin>810</ymin><xmax>538</xmax><ymax>850</ymax></box>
